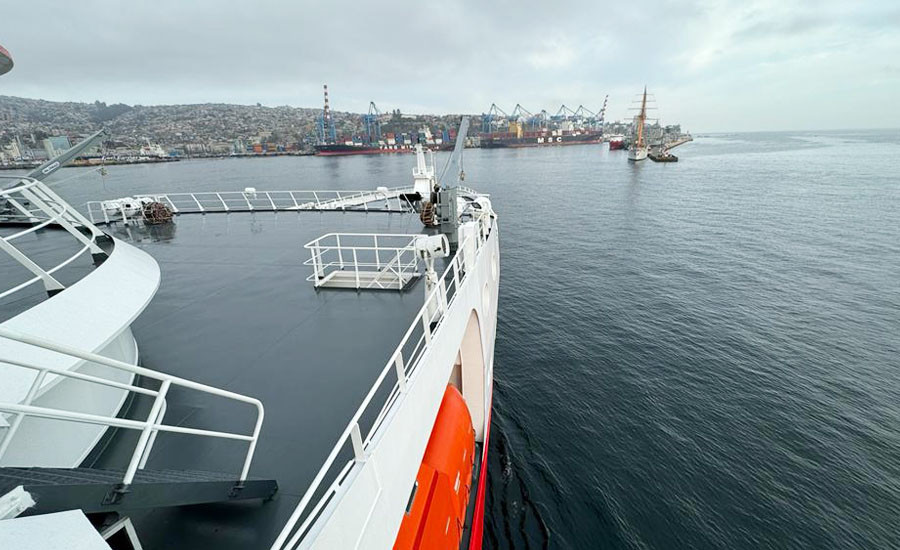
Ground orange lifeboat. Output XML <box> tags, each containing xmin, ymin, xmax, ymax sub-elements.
<box><xmin>394</xmin><ymin>385</ymin><xmax>476</xmax><ymax>550</ymax></box>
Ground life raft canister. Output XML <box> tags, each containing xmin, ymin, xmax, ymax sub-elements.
<box><xmin>394</xmin><ymin>385</ymin><xmax>476</xmax><ymax>550</ymax></box>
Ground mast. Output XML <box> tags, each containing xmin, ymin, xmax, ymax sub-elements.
<box><xmin>636</xmin><ymin>86</ymin><xmax>647</xmax><ymax>148</ymax></box>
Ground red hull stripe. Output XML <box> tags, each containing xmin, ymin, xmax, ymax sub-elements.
<box><xmin>467</xmin><ymin>396</ymin><xmax>492</xmax><ymax>550</ymax></box>
<box><xmin>315</xmin><ymin>149</ymin><xmax>414</xmax><ymax>156</ymax></box>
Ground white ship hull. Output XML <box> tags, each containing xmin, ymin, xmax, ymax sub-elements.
<box><xmin>292</xmin><ymin>220</ymin><xmax>499</xmax><ymax>550</ymax></box>
<box><xmin>628</xmin><ymin>146</ymin><xmax>648</xmax><ymax>162</ymax></box>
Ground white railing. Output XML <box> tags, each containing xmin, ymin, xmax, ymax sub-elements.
<box><xmin>456</xmin><ymin>185</ymin><xmax>488</xmax><ymax>198</ymax></box>
<box><xmin>85</xmin><ymin>187</ymin><xmax>418</xmax><ymax>225</ymax></box>
<box><xmin>0</xmin><ymin>327</ymin><xmax>264</xmax><ymax>487</ymax></box>
<box><xmin>0</xmin><ymin>175</ymin><xmax>107</xmax><ymax>301</ymax></box>
<box><xmin>304</xmin><ymin>233</ymin><xmax>421</xmax><ymax>290</ymax></box>
<box><xmin>271</xmin><ymin>211</ymin><xmax>495</xmax><ymax>550</ymax></box>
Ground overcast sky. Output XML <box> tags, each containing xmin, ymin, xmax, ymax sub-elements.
<box><xmin>1</xmin><ymin>0</ymin><xmax>898</xmax><ymax>132</ymax></box>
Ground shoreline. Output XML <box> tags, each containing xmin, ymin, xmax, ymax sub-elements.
<box><xmin>0</xmin><ymin>151</ymin><xmax>317</xmax><ymax>171</ymax></box>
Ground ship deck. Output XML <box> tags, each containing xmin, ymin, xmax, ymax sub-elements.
<box><xmin>79</xmin><ymin>210</ymin><xmax>440</xmax><ymax>548</ymax></box>
<box><xmin>0</xmin><ymin>226</ymin><xmax>101</xmax><ymax>323</ymax></box>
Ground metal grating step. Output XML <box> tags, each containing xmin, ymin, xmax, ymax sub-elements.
<box><xmin>0</xmin><ymin>466</ymin><xmax>278</xmax><ymax>516</ymax></box>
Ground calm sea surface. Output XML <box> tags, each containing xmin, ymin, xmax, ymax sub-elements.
<box><xmin>43</xmin><ymin>130</ymin><xmax>900</xmax><ymax>548</ymax></box>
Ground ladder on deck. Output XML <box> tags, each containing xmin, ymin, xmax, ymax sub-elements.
<box><xmin>0</xmin><ymin>466</ymin><xmax>278</xmax><ymax>516</ymax></box>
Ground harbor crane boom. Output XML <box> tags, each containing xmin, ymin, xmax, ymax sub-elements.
<box><xmin>364</xmin><ymin>101</ymin><xmax>382</xmax><ymax>143</ymax></box>
<box><xmin>552</xmin><ymin>104</ymin><xmax>577</xmax><ymax>121</ymax></box>
<box><xmin>481</xmin><ymin>104</ymin><xmax>510</xmax><ymax>133</ymax></box>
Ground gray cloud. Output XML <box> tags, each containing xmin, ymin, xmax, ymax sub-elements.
<box><xmin>1</xmin><ymin>0</ymin><xmax>898</xmax><ymax>131</ymax></box>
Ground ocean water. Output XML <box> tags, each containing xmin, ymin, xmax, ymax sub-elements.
<box><xmin>41</xmin><ymin>130</ymin><xmax>900</xmax><ymax>549</ymax></box>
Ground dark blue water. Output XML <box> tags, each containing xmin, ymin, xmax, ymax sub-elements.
<box><xmin>45</xmin><ymin>130</ymin><xmax>900</xmax><ymax>549</ymax></box>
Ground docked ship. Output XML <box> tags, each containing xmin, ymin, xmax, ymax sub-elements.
<box><xmin>478</xmin><ymin>101</ymin><xmax>605</xmax><ymax>149</ymax></box>
<box><xmin>479</xmin><ymin>128</ymin><xmax>603</xmax><ymax>149</ymax></box>
<box><xmin>137</xmin><ymin>141</ymin><xmax>168</xmax><ymax>159</ymax></box>
<box><xmin>313</xmin><ymin>86</ymin><xmax>453</xmax><ymax>156</ymax></box>
<box><xmin>628</xmin><ymin>87</ymin><xmax>650</xmax><ymax>162</ymax></box>
<box><xmin>607</xmin><ymin>135</ymin><xmax>626</xmax><ymax>151</ymax></box>
<box><xmin>313</xmin><ymin>142</ymin><xmax>396</xmax><ymax>156</ymax></box>
<box><xmin>0</xmin><ymin>53</ymin><xmax>499</xmax><ymax>550</ymax></box>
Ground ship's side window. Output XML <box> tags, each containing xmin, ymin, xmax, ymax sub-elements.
<box><xmin>405</xmin><ymin>481</ymin><xmax>419</xmax><ymax>515</ymax></box>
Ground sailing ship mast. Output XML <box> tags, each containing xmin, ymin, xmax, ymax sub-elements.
<box><xmin>636</xmin><ymin>86</ymin><xmax>647</xmax><ymax>149</ymax></box>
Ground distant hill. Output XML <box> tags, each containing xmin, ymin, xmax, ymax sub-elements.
<box><xmin>0</xmin><ymin>95</ymin><xmax>466</xmax><ymax>150</ymax></box>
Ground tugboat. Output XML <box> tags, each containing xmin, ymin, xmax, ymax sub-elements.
<box><xmin>649</xmin><ymin>147</ymin><xmax>678</xmax><ymax>162</ymax></box>
<box><xmin>607</xmin><ymin>135</ymin><xmax>626</xmax><ymax>151</ymax></box>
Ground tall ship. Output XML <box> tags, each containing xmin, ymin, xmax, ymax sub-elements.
<box><xmin>628</xmin><ymin>87</ymin><xmax>650</xmax><ymax>162</ymax></box>
<box><xmin>478</xmin><ymin>100</ymin><xmax>607</xmax><ymax>149</ymax></box>
<box><xmin>0</xmin><ymin>53</ymin><xmax>499</xmax><ymax>550</ymax></box>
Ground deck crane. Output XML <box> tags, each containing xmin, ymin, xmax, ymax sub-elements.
<box><xmin>481</xmin><ymin>104</ymin><xmax>509</xmax><ymax>133</ymax></box>
<box><xmin>363</xmin><ymin>101</ymin><xmax>382</xmax><ymax>143</ymax></box>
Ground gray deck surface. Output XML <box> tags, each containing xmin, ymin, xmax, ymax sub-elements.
<box><xmin>0</xmin><ymin>226</ymin><xmax>98</xmax><ymax>322</ymax></box>
<box><xmin>81</xmin><ymin>210</ymin><xmax>436</xmax><ymax>548</ymax></box>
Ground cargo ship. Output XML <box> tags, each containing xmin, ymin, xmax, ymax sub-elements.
<box><xmin>314</xmin><ymin>127</ymin><xmax>456</xmax><ymax>156</ymax></box>
<box><xmin>314</xmin><ymin>86</ymin><xmax>456</xmax><ymax>156</ymax></box>
<box><xmin>479</xmin><ymin>128</ymin><xmax>603</xmax><ymax>149</ymax></box>
<box><xmin>314</xmin><ymin>142</ymin><xmax>408</xmax><ymax>156</ymax></box>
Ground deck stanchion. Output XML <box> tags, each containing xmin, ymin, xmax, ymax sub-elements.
<box><xmin>123</xmin><ymin>380</ymin><xmax>171</xmax><ymax>486</ymax></box>
<box><xmin>374</xmin><ymin>235</ymin><xmax>381</xmax><ymax>269</ymax></box>
<box><xmin>422</xmin><ymin>311</ymin><xmax>432</xmax><ymax>346</ymax></box>
<box><xmin>351</xmin><ymin>423</ymin><xmax>365</xmax><ymax>461</ymax></box>
<box><xmin>0</xmin><ymin>369</ymin><xmax>47</xmax><ymax>460</ymax></box>
<box><xmin>190</xmin><ymin>193</ymin><xmax>204</xmax><ymax>212</ymax></box>
<box><xmin>394</xmin><ymin>353</ymin><xmax>407</xmax><ymax>392</ymax></box>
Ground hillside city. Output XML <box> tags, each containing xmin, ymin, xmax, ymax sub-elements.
<box><xmin>0</xmin><ymin>96</ymin><xmax>469</xmax><ymax>162</ymax></box>
<box><xmin>0</xmin><ymin>95</ymin><xmax>685</xmax><ymax>165</ymax></box>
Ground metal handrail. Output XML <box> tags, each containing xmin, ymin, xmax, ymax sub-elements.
<box><xmin>304</xmin><ymin>233</ymin><xmax>423</xmax><ymax>290</ymax></box>
<box><xmin>271</xmin><ymin>211</ymin><xmax>494</xmax><ymax>549</ymax></box>
<box><xmin>1</xmin><ymin>176</ymin><xmax>106</xmax><ymax>301</ymax></box>
<box><xmin>84</xmin><ymin>187</ymin><xmax>418</xmax><ymax>225</ymax></box>
<box><xmin>0</xmin><ymin>327</ymin><xmax>264</xmax><ymax>485</ymax></box>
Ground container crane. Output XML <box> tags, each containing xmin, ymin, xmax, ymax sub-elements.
<box><xmin>573</xmin><ymin>105</ymin><xmax>596</xmax><ymax>127</ymax></box>
<box><xmin>597</xmin><ymin>95</ymin><xmax>609</xmax><ymax>128</ymax></box>
<box><xmin>481</xmin><ymin>104</ymin><xmax>509</xmax><ymax>134</ymax></box>
<box><xmin>363</xmin><ymin>101</ymin><xmax>382</xmax><ymax>143</ymax></box>
<box><xmin>510</xmin><ymin>104</ymin><xmax>546</xmax><ymax>130</ymax></box>
<box><xmin>551</xmin><ymin>104</ymin><xmax>577</xmax><ymax>122</ymax></box>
